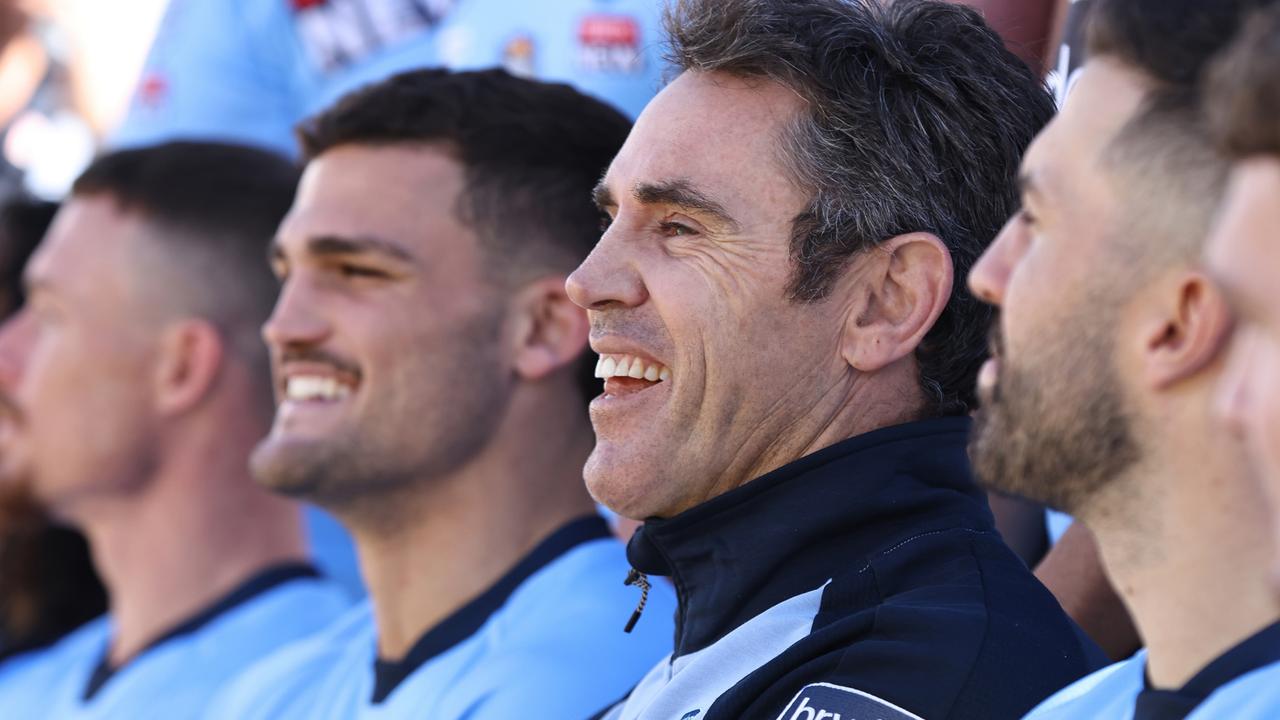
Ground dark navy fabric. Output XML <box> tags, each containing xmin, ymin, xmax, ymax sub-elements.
<box><xmin>1134</xmin><ymin>621</ymin><xmax>1280</xmax><ymax>720</ymax></box>
<box><xmin>614</xmin><ymin>417</ymin><xmax>1105</xmax><ymax>720</ymax></box>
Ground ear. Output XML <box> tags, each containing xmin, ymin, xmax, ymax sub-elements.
<box><xmin>509</xmin><ymin>276</ymin><xmax>590</xmax><ymax>381</ymax></box>
<box><xmin>152</xmin><ymin>319</ymin><xmax>225</xmax><ymax>416</ymax></box>
<box><xmin>1140</xmin><ymin>272</ymin><xmax>1233</xmax><ymax>390</ymax></box>
<box><xmin>840</xmin><ymin>233</ymin><xmax>954</xmax><ymax>373</ymax></box>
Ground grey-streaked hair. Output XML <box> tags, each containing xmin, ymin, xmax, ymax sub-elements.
<box><xmin>664</xmin><ymin>0</ymin><xmax>1054</xmax><ymax>416</ymax></box>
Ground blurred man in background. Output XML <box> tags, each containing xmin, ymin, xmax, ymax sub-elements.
<box><xmin>1191</xmin><ymin>5</ymin><xmax>1280</xmax><ymax>716</ymax></box>
<box><xmin>968</xmin><ymin>0</ymin><xmax>1280</xmax><ymax>717</ymax></box>
<box><xmin>0</xmin><ymin>141</ymin><xmax>350</xmax><ymax>717</ymax></box>
<box><xmin>112</xmin><ymin>0</ymin><xmax>668</xmax><ymax>156</ymax></box>
<box><xmin>0</xmin><ymin>196</ymin><xmax>105</xmax><ymax>661</ymax></box>
<box><xmin>569</xmin><ymin>1</ymin><xmax>1104</xmax><ymax>718</ymax></box>
<box><xmin>210</xmin><ymin>68</ymin><xmax>675</xmax><ymax>720</ymax></box>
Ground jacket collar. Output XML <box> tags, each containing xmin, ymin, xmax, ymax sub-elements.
<box><xmin>627</xmin><ymin>416</ymin><xmax>990</xmax><ymax>657</ymax></box>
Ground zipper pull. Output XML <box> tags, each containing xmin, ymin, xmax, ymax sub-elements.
<box><xmin>623</xmin><ymin>568</ymin><xmax>651</xmax><ymax>633</ymax></box>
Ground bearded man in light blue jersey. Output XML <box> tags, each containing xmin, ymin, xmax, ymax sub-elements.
<box><xmin>0</xmin><ymin>141</ymin><xmax>351</xmax><ymax>719</ymax></box>
<box><xmin>208</xmin><ymin>68</ymin><xmax>675</xmax><ymax>720</ymax></box>
<box><xmin>968</xmin><ymin>1</ymin><xmax>1280</xmax><ymax>718</ymax></box>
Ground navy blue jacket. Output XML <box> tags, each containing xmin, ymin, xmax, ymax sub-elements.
<box><xmin>598</xmin><ymin>417</ymin><xmax>1105</xmax><ymax>720</ymax></box>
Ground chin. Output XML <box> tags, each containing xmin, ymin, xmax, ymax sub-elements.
<box><xmin>249</xmin><ymin>439</ymin><xmax>327</xmax><ymax>499</ymax></box>
<box><xmin>584</xmin><ymin>447</ymin><xmax>667</xmax><ymax>521</ymax></box>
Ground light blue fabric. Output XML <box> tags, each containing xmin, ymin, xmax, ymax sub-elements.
<box><xmin>113</xmin><ymin>0</ymin><xmax>668</xmax><ymax>156</ymax></box>
<box><xmin>1046</xmin><ymin>509</ymin><xmax>1074</xmax><ymax>546</ymax></box>
<box><xmin>208</xmin><ymin>537</ymin><xmax>676</xmax><ymax>720</ymax></box>
<box><xmin>1187</xmin><ymin>660</ymin><xmax>1280</xmax><ymax>719</ymax></box>
<box><xmin>304</xmin><ymin>505</ymin><xmax>364</xmax><ymax>599</ymax></box>
<box><xmin>1021</xmin><ymin>651</ymin><xmax>1146</xmax><ymax>720</ymax></box>
<box><xmin>0</xmin><ymin>574</ymin><xmax>350</xmax><ymax>719</ymax></box>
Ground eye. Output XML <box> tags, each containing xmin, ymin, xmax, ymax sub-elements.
<box><xmin>337</xmin><ymin>263</ymin><xmax>389</xmax><ymax>280</ymax></box>
<box><xmin>658</xmin><ymin>221</ymin><xmax>697</xmax><ymax>238</ymax></box>
<box><xmin>1016</xmin><ymin>208</ymin><xmax>1037</xmax><ymax>227</ymax></box>
<box><xmin>599</xmin><ymin>214</ymin><xmax>614</xmax><ymax>233</ymax></box>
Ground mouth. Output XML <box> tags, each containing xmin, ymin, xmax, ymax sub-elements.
<box><xmin>273</xmin><ymin>362</ymin><xmax>362</xmax><ymax>431</ymax></box>
<box><xmin>594</xmin><ymin>353</ymin><xmax>672</xmax><ymax>398</ymax></box>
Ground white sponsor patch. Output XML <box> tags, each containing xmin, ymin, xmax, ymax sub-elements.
<box><xmin>776</xmin><ymin>683</ymin><xmax>925</xmax><ymax>720</ymax></box>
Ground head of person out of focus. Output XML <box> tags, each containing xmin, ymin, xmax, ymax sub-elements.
<box><xmin>0</xmin><ymin>142</ymin><xmax>294</xmax><ymax>522</ymax></box>
<box><xmin>564</xmin><ymin>0</ymin><xmax>1054</xmax><ymax>520</ymax></box>
<box><xmin>968</xmin><ymin>0</ymin><xmax>1272</xmax><ymax>524</ymax></box>
<box><xmin>0</xmin><ymin>196</ymin><xmax>104</xmax><ymax>659</ymax></box>
<box><xmin>1202</xmin><ymin>3</ymin><xmax>1280</xmax><ymax>574</ymax></box>
<box><xmin>251</xmin><ymin>69</ymin><xmax>631</xmax><ymax>530</ymax></box>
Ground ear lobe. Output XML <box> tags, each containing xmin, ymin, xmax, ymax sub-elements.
<box><xmin>840</xmin><ymin>233</ymin><xmax>954</xmax><ymax>373</ymax></box>
<box><xmin>154</xmin><ymin>320</ymin><xmax>225</xmax><ymax>416</ymax></box>
<box><xmin>511</xmin><ymin>276</ymin><xmax>590</xmax><ymax>381</ymax></box>
<box><xmin>1144</xmin><ymin>273</ymin><xmax>1233</xmax><ymax>390</ymax></box>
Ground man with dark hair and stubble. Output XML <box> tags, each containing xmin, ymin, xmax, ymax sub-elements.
<box><xmin>207</xmin><ymin>68</ymin><xmax>675</xmax><ymax>720</ymax></box>
<box><xmin>0</xmin><ymin>142</ymin><xmax>352</xmax><ymax>717</ymax></box>
<box><xmin>567</xmin><ymin>1</ymin><xmax>1104</xmax><ymax>719</ymax></box>
<box><xmin>1191</xmin><ymin>4</ymin><xmax>1280</xmax><ymax>716</ymax></box>
<box><xmin>967</xmin><ymin>0</ymin><xmax>1280</xmax><ymax>718</ymax></box>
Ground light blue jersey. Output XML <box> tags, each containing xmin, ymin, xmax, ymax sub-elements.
<box><xmin>1022</xmin><ymin>651</ymin><xmax>1146</xmax><ymax>720</ymax></box>
<box><xmin>113</xmin><ymin>0</ymin><xmax>667</xmax><ymax>156</ymax></box>
<box><xmin>209</xmin><ymin>517</ymin><xmax>676</xmax><ymax>720</ymax></box>
<box><xmin>1024</xmin><ymin>621</ymin><xmax>1280</xmax><ymax>720</ymax></box>
<box><xmin>0</xmin><ymin>564</ymin><xmax>350</xmax><ymax>719</ymax></box>
<box><xmin>1188</xmin><ymin>661</ymin><xmax>1280</xmax><ymax>719</ymax></box>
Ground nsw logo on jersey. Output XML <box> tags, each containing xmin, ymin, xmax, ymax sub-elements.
<box><xmin>776</xmin><ymin>683</ymin><xmax>924</xmax><ymax>720</ymax></box>
<box><xmin>577</xmin><ymin>14</ymin><xmax>644</xmax><ymax>74</ymax></box>
<box><xmin>292</xmin><ymin>0</ymin><xmax>458</xmax><ymax>73</ymax></box>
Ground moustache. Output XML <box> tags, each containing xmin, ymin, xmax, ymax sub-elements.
<box><xmin>278</xmin><ymin>347</ymin><xmax>363</xmax><ymax>380</ymax></box>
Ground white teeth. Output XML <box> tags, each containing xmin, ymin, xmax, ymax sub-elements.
<box><xmin>592</xmin><ymin>354</ymin><xmax>672</xmax><ymax>383</ymax></box>
<box><xmin>284</xmin><ymin>375</ymin><xmax>353</xmax><ymax>402</ymax></box>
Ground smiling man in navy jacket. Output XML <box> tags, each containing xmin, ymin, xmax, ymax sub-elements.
<box><xmin>567</xmin><ymin>1</ymin><xmax>1105</xmax><ymax>719</ymax></box>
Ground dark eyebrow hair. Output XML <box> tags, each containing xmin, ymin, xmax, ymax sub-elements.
<box><xmin>633</xmin><ymin>180</ymin><xmax>740</xmax><ymax>231</ymax></box>
<box><xmin>592</xmin><ymin>182</ymin><xmax>615</xmax><ymax>211</ymax></box>
<box><xmin>270</xmin><ymin>234</ymin><xmax>417</xmax><ymax>265</ymax></box>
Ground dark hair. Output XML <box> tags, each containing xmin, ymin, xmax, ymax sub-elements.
<box><xmin>0</xmin><ymin>197</ymin><xmax>57</xmax><ymax>317</ymax></box>
<box><xmin>71</xmin><ymin>141</ymin><xmax>299</xmax><ymax>397</ymax></box>
<box><xmin>298</xmin><ymin>68</ymin><xmax>632</xmax><ymax>403</ymax></box>
<box><xmin>663</xmin><ymin>0</ymin><xmax>1054</xmax><ymax>416</ymax></box>
<box><xmin>1206</xmin><ymin>3</ymin><xmax>1280</xmax><ymax>159</ymax></box>
<box><xmin>1088</xmin><ymin>0</ymin><xmax>1278</xmax><ymax>89</ymax></box>
<box><xmin>1085</xmin><ymin>0</ymin><xmax>1279</xmax><ymax>262</ymax></box>
<box><xmin>297</xmin><ymin>68</ymin><xmax>631</xmax><ymax>282</ymax></box>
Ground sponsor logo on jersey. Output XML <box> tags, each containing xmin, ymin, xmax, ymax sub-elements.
<box><xmin>292</xmin><ymin>0</ymin><xmax>458</xmax><ymax>73</ymax></box>
<box><xmin>577</xmin><ymin>14</ymin><xmax>643</xmax><ymax>74</ymax></box>
<box><xmin>776</xmin><ymin>683</ymin><xmax>925</xmax><ymax>720</ymax></box>
<box><xmin>503</xmin><ymin>33</ymin><xmax>537</xmax><ymax>78</ymax></box>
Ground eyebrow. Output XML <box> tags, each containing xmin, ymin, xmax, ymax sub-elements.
<box><xmin>270</xmin><ymin>234</ymin><xmax>417</xmax><ymax>265</ymax></box>
<box><xmin>593</xmin><ymin>178</ymin><xmax>741</xmax><ymax>232</ymax></box>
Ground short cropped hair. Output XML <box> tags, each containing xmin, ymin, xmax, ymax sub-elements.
<box><xmin>71</xmin><ymin>142</ymin><xmax>299</xmax><ymax>399</ymax></box>
<box><xmin>1085</xmin><ymin>0</ymin><xmax>1278</xmax><ymax>263</ymax></box>
<box><xmin>663</xmin><ymin>0</ymin><xmax>1054</xmax><ymax>416</ymax></box>
<box><xmin>296</xmin><ymin>68</ymin><xmax>632</xmax><ymax>284</ymax></box>
<box><xmin>1206</xmin><ymin>3</ymin><xmax>1280</xmax><ymax>159</ymax></box>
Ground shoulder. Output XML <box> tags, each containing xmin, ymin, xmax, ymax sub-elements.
<box><xmin>1022</xmin><ymin>654</ymin><xmax>1147</xmax><ymax>719</ymax></box>
<box><xmin>1189</xmin><ymin>660</ymin><xmax>1280</xmax><ymax>719</ymax></box>
<box><xmin>206</xmin><ymin>603</ymin><xmax>373</xmax><ymax>720</ymax></box>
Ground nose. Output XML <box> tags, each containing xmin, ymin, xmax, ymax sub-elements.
<box><xmin>566</xmin><ymin>230</ymin><xmax>648</xmax><ymax>311</ymax></box>
<box><xmin>262</xmin><ymin>274</ymin><xmax>332</xmax><ymax>350</ymax></box>
<box><xmin>0</xmin><ymin>310</ymin><xmax>35</xmax><ymax>392</ymax></box>
<box><xmin>968</xmin><ymin>217</ymin><xmax>1018</xmax><ymax>307</ymax></box>
<box><xmin>1213</xmin><ymin>330</ymin><xmax>1255</xmax><ymax>438</ymax></box>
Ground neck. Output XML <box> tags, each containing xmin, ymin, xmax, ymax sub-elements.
<box><xmin>349</xmin><ymin>394</ymin><xmax>597</xmax><ymax>660</ymax></box>
<box><xmin>79</xmin><ymin>442</ymin><xmax>308</xmax><ymax>665</ymax></box>
<box><xmin>1086</xmin><ymin>427</ymin><xmax>1280</xmax><ymax>689</ymax></box>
